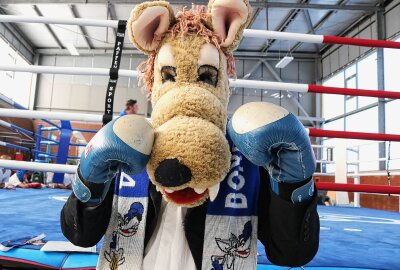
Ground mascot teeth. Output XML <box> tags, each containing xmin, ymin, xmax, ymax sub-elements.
<box><xmin>194</xmin><ymin>188</ymin><xmax>206</xmax><ymax>194</ymax></box>
<box><xmin>208</xmin><ymin>183</ymin><xmax>220</xmax><ymax>202</ymax></box>
<box><xmin>164</xmin><ymin>188</ymin><xmax>174</xmax><ymax>193</ymax></box>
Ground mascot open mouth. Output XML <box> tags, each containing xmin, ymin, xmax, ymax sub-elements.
<box><xmin>161</xmin><ymin>183</ymin><xmax>220</xmax><ymax>205</ymax></box>
<box><xmin>164</xmin><ymin>187</ymin><xmax>206</xmax><ymax>204</ymax></box>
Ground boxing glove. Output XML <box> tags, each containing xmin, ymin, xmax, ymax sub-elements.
<box><xmin>228</xmin><ymin>102</ymin><xmax>316</xmax><ymax>203</ymax></box>
<box><xmin>73</xmin><ymin>115</ymin><xmax>154</xmax><ymax>205</ymax></box>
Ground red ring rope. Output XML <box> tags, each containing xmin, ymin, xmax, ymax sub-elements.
<box><xmin>323</xmin><ymin>35</ymin><xmax>400</xmax><ymax>49</ymax></box>
<box><xmin>308</xmin><ymin>128</ymin><xmax>400</xmax><ymax>142</ymax></box>
<box><xmin>316</xmin><ymin>182</ymin><xmax>400</xmax><ymax>195</ymax></box>
<box><xmin>308</xmin><ymin>84</ymin><xmax>400</xmax><ymax>99</ymax></box>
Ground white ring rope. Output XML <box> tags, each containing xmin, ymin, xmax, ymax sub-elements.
<box><xmin>0</xmin><ymin>15</ymin><xmax>324</xmax><ymax>43</ymax></box>
<box><xmin>0</xmin><ymin>15</ymin><xmax>118</xmax><ymax>28</ymax></box>
<box><xmin>0</xmin><ymin>108</ymin><xmax>112</xmax><ymax>122</ymax></box>
<box><xmin>0</xmin><ymin>160</ymin><xmax>77</xmax><ymax>174</ymax></box>
<box><xmin>0</xmin><ymin>64</ymin><xmax>309</xmax><ymax>92</ymax></box>
<box><xmin>0</xmin><ymin>65</ymin><xmax>137</xmax><ymax>77</ymax></box>
<box><xmin>312</xmin><ymin>144</ymin><xmax>335</xmax><ymax>149</ymax></box>
<box><xmin>348</xmin><ymin>171</ymin><xmax>400</xmax><ymax>177</ymax></box>
<box><xmin>348</xmin><ymin>157</ymin><xmax>399</xmax><ymax>165</ymax></box>
<box><xmin>316</xmin><ymin>160</ymin><xmax>335</xmax><ymax>164</ymax></box>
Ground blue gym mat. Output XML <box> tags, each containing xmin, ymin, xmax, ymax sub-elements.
<box><xmin>1</xmin><ymin>188</ymin><xmax>400</xmax><ymax>269</ymax></box>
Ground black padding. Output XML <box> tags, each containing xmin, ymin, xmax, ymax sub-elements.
<box><xmin>258</xmin><ymin>168</ymin><xmax>320</xmax><ymax>267</ymax></box>
<box><xmin>60</xmin><ymin>179</ymin><xmax>115</xmax><ymax>247</ymax></box>
<box><xmin>154</xmin><ymin>158</ymin><xmax>192</xmax><ymax>187</ymax></box>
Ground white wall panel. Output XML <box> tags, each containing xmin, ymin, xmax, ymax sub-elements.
<box><xmin>348</xmin><ymin>43</ymin><xmax>359</xmax><ymax>62</ymax></box>
<box><xmin>73</xmin><ymin>57</ymin><xmax>92</xmax><ymax>86</ymax></box>
<box><xmin>386</xmin><ymin>4</ymin><xmax>400</xmax><ymax>38</ymax></box>
<box><xmin>280</xmin><ymin>61</ymin><xmax>298</xmax><ymax>82</ymax></box>
<box><xmin>35</xmin><ymin>54</ymin><xmax>147</xmax><ymax>116</ymax></box>
<box><xmin>371</xmin><ymin>21</ymin><xmax>378</xmax><ymax>40</ymax></box>
<box><xmin>338</xmin><ymin>45</ymin><xmax>349</xmax><ymax>69</ymax></box>
<box><xmin>358</xmin><ymin>27</ymin><xmax>372</xmax><ymax>55</ymax></box>
<box><xmin>70</xmin><ymin>85</ymin><xmax>91</xmax><ymax>111</ymax></box>
<box><xmin>322</xmin><ymin>57</ymin><xmax>331</xmax><ymax>78</ymax></box>
<box><xmin>298</xmin><ymin>62</ymin><xmax>315</xmax><ymax>83</ymax></box>
<box><xmin>330</xmin><ymin>50</ymin><xmax>340</xmax><ymax>73</ymax></box>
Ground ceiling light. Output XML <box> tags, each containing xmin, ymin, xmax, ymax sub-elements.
<box><xmin>275</xmin><ymin>56</ymin><xmax>293</xmax><ymax>68</ymax></box>
<box><xmin>66</xmin><ymin>43</ymin><xmax>80</xmax><ymax>56</ymax></box>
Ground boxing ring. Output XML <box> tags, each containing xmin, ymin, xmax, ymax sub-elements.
<box><xmin>1</xmin><ymin>188</ymin><xmax>399</xmax><ymax>270</ymax></box>
<box><xmin>0</xmin><ymin>14</ymin><xmax>400</xmax><ymax>270</ymax></box>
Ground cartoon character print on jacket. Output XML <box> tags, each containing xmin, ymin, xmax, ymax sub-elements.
<box><xmin>104</xmin><ymin>231</ymin><xmax>125</xmax><ymax>270</ymax></box>
<box><xmin>211</xmin><ymin>220</ymin><xmax>252</xmax><ymax>270</ymax></box>
<box><xmin>104</xmin><ymin>202</ymin><xmax>144</xmax><ymax>270</ymax></box>
<box><xmin>118</xmin><ymin>202</ymin><xmax>144</xmax><ymax>237</ymax></box>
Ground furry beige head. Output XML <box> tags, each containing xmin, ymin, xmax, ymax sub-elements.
<box><xmin>128</xmin><ymin>0</ymin><xmax>251</xmax><ymax>207</ymax></box>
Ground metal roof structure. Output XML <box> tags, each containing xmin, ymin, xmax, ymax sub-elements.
<box><xmin>0</xmin><ymin>0</ymin><xmax>388</xmax><ymax>63</ymax></box>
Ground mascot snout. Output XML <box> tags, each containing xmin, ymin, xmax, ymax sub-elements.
<box><xmin>147</xmin><ymin>115</ymin><xmax>230</xmax><ymax>206</ymax></box>
<box><xmin>155</xmin><ymin>158</ymin><xmax>192</xmax><ymax>187</ymax></box>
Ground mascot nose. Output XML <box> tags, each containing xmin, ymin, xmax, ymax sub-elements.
<box><xmin>155</xmin><ymin>158</ymin><xmax>192</xmax><ymax>187</ymax></box>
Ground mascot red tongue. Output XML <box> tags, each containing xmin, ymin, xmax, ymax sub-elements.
<box><xmin>127</xmin><ymin>0</ymin><xmax>251</xmax><ymax>207</ymax></box>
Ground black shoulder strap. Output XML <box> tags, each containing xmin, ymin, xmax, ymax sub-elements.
<box><xmin>103</xmin><ymin>20</ymin><xmax>127</xmax><ymax>126</ymax></box>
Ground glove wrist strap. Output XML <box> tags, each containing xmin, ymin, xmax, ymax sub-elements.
<box><xmin>270</xmin><ymin>176</ymin><xmax>315</xmax><ymax>204</ymax></box>
<box><xmin>72</xmin><ymin>165</ymin><xmax>112</xmax><ymax>205</ymax></box>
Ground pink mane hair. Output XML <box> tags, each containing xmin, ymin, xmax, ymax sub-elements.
<box><xmin>138</xmin><ymin>5</ymin><xmax>236</xmax><ymax>93</ymax></box>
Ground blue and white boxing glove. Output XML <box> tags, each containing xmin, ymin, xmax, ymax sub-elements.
<box><xmin>228</xmin><ymin>102</ymin><xmax>316</xmax><ymax>203</ymax></box>
<box><xmin>73</xmin><ymin>115</ymin><xmax>154</xmax><ymax>205</ymax></box>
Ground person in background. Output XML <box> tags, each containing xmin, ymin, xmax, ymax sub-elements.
<box><xmin>47</xmin><ymin>172</ymin><xmax>73</xmax><ymax>189</ymax></box>
<box><xmin>0</xmin><ymin>155</ymin><xmax>12</xmax><ymax>189</ymax></box>
<box><xmin>118</xmin><ymin>99</ymin><xmax>138</xmax><ymax>116</ymax></box>
<box><xmin>47</xmin><ymin>159</ymin><xmax>75</xmax><ymax>189</ymax></box>
<box><xmin>8</xmin><ymin>169</ymin><xmax>41</xmax><ymax>188</ymax></box>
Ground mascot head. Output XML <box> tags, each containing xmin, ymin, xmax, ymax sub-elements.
<box><xmin>128</xmin><ymin>0</ymin><xmax>251</xmax><ymax>207</ymax></box>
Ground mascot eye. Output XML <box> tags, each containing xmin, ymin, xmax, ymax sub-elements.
<box><xmin>161</xmin><ymin>66</ymin><xmax>176</xmax><ymax>83</ymax></box>
<box><xmin>197</xmin><ymin>65</ymin><xmax>218</xmax><ymax>87</ymax></box>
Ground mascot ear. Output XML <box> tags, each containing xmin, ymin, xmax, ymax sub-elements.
<box><xmin>208</xmin><ymin>0</ymin><xmax>251</xmax><ymax>52</ymax></box>
<box><xmin>128</xmin><ymin>1</ymin><xmax>175</xmax><ymax>55</ymax></box>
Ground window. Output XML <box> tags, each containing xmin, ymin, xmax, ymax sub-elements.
<box><xmin>346</xmin><ymin>107</ymin><xmax>379</xmax><ymax>171</ymax></box>
<box><xmin>0</xmin><ymin>38</ymin><xmax>32</xmax><ymax>108</ymax></box>
<box><xmin>384</xmin><ymin>37</ymin><xmax>400</xmax><ymax>92</ymax></box>
<box><xmin>357</xmin><ymin>52</ymin><xmax>378</xmax><ymax>107</ymax></box>
<box><xmin>322</xmin><ymin>119</ymin><xmax>344</xmax><ymax>173</ymax></box>
<box><xmin>383</xmin><ymin>37</ymin><xmax>400</xmax><ymax>170</ymax></box>
<box><xmin>322</xmin><ymin>71</ymin><xmax>344</xmax><ymax>119</ymax></box>
<box><xmin>321</xmin><ymin>50</ymin><xmax>383</xmax><ymax>173</ymax></box>
<box><xmin>385</xmin><ymin>100</ymin><xmax>400</xmax><ymax>170</ymax></box>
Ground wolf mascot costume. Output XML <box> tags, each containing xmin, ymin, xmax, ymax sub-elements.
<box><xmin>61</xmin><ymin>1</ymin><xmax>320</xmax><ymax>269</ymax></box>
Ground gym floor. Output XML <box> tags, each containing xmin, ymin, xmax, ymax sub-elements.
<box><xmin>1</xmin><ymin>188</ymin><xmax>400</xmax><ymax>269</ymax></box>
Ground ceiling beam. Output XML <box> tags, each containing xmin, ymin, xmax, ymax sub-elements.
<box><xmin>261</xmin><ymin>0</ymin><xmax>307</xmax><ymax>53</ymax></box>
<box><xmin>69</xmin><ymin>5</ymin><xmax>93</xmax><ymax>49</ymax></box>
<box><xmin>242</xmin><ymin>60</ymin><xmax>263</xmax><ymax>79</ymax></box>
<box><xmin>319</xmin><ymin>12</ymin><xmax>373</xmax><ymax>55</ymax></box>
<box><xmin>247</xmin><ymin>7</ymin><xmax>262</xmax><ymax>29</ymax></box>
<box><xmin>289</xmin><ymin>0</ymin><xmax>349</xmax><ymax>53</ymax></box>
<box><xmin>303</xmin><ymin>9</ymin><xmax>319</xmax><ymax>51</ymax></box>
<box><xmin>1</xmin><ymin>1</ymin><xmax>379</xmax><ymax>11</ymax></box>
<box><xmin>32</xmin><ymin>5</ymin><xmax>64</xmax><ymax>49</ymax></box>
<box><xmin>0</xmin><ymin>7</ymin><xmax>35</xmax><ymax>63</ymax></box>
